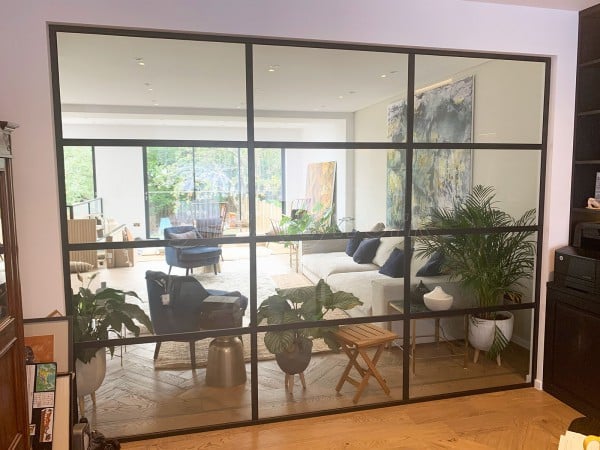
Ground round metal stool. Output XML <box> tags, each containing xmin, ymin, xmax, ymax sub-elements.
<box><xmin>205</xmin><ymin>336</ymin><xmax>247</xmax><ymax>387</ymax></box>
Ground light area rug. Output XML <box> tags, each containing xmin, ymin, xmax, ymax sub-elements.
<box><xmin>154</xmin><ymin>307</ymin><xmax>349</xmax><ymax>370</ymax></box>
<box><xmin>154</xmin><ymin>332</ymin><xmax>331</xmax><ymax>370</ymax></box>
<box><xmin>271</xmin><ymin>273</ymin><xmax>314</xmax><ymax>290</ymax></box>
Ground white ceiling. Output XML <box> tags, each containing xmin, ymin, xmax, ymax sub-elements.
<box><xmin>464</xmin><ymin>0</ymin><xmax>600</xmax><ymax>10</ymax></box>
<box><xmin>57</xmin><ymin>33</ymin><xmax>489</xmax><ymax>115</ymax></box>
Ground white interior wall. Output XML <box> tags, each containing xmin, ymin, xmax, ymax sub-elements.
<box><xmin>0</xmin><ymin>0</ymin><xmax>578</xmax><ymax>388</ymax></box>
<box><xmin>94</xmin><ymin>147</ymin><xmax>146</xmax><ymax>238</ymax></box>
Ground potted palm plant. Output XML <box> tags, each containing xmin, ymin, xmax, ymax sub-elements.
<box><xmin>71</xmin><ymin>273</ymin><xmax>153</xmax><ymax>408</ymax></box>
<box><xmin>257</xmin><ymin>279</ymin><xmax>362</xmax><ymax>377</ymax></box>
<box><xmin>416</xmin><ymin>185</ymin><xmax>536</xmax><ymax>364</ymax></box>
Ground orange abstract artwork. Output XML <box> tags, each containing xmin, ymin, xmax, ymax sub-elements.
<box><xmin>24</xmin><ymin>335</ymin><xmax>55</xmax><ymax>363</ymax></box>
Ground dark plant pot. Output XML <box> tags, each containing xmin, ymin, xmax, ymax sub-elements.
<box><xmin>275</xmin><ymin>337</ymin><xmax>313</xmax><ymax>375</ymax></box>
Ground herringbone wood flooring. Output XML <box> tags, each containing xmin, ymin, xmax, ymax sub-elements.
<box><xmin>83</xmin><ymin>337</ymin><xmax>530</xmax><ymax>439</ymax></box>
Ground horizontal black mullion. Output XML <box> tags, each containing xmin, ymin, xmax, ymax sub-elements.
<box><xmin>406</xmin><ymin>302</ymin><xmax>535</xmax><ymax>321</ymax></box>
<box><xmin>410</xmin><ymin>225</ymin><xmax>540</xmax><ymax>237</ymax></box>
<box><xmin>412</xmin><ymin>142</ymin><xmax>542</xmax><ymax>150</ymax></box>
<box><xmin>254</xmin><ymin>141</ymin><xmax>408</xmax><ymax>149</ymax></box>
<box><xmin>60</xmin><ymin>138</ymin><xmax>248</xmax><ymax>148</ymax></box>
<box><xmin>60</xmin><ymin>139</ymin><xmax>543</xmax><ymax>151</ymax></box>
<box><xmin>75</xmin><ymin>326</ymin><xmax>253</xmax><ymax>348</ymax></box>
<box><xmin>50</xmin><ymin>25</ymin><xmax>549</xmax><ymax>65</ymax></box>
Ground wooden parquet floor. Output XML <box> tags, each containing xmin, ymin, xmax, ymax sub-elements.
<box><xmin>121</xmin><ymin>388</ymin><xmax>580</xmax><ymax>449</ymax></box>
<box><xmin>85</xmin><ymin>338</ymin><xmax>534</xmax><ymax>440</ymax></box>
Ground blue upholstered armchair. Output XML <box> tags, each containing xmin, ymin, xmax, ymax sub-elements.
<box><xmin>164</xmin><ymin>225</ymin><xmax>222</xmax><ymax>276</ymax></box>
<box><xmin>145</xmin><ymin>270</ymin><xmax>248</xmax><ymax>369</ymax></box>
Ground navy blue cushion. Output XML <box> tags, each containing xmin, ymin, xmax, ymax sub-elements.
<box><xmin>352</xmin><ymin>237</ymin><xmax>380</xmax><ymax>264</ymax></box>
<box><xmin>416</xmin><ymin>250</ymin><xmax>445</xmax><ymax>276</ymax></box>
<box><xmin>378</xmin><ymin>248</ymin><xmax>405</xmax><ymax>278</ymax></box>
<box><xmin>345</xmin><ymin>231</ymin><xmax>363</xmax><ymax>256</ymax></box>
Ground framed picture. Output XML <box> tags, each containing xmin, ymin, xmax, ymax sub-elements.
<box><xmin>24</xmin><ymin>316</ymin><xmax>72</xmax><ymax>373</ymax></box>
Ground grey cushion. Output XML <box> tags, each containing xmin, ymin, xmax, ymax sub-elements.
<box><xmin>167</xmin><ymin>230</ymin><xmax>198</xmax><ymax>240</ymax></box>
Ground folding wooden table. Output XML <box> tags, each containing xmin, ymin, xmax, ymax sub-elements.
<box><xmin>332</xmin><ymin>323</ymin><xmax>398</xmax><ymax>403</ymax></box>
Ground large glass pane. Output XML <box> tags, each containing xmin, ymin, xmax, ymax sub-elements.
<box><xmin>257</xmin><ymin>319</ymin><xmax>402</xmax><ymax>418</ymax></box>
<box><xmin>411</xmin><ymin>232</ymin><xmax>538</xmax><ymax>310</ymax></box>
<box><xmin>64</xmin><ymin>146</ymin><xmax>94</xmax><ymax>210</ymax></box>
<box><xmin>414</xmin><ymin>55</ymin><xmax>545</xmax><ymax>144</ymax></box>
<box><xmin>264</xmin><ymin>147</ymin><xmax>403</xmax><ymax>240</ymax></box>
<box><xmin>73</xmin><ymin>244</ymin><xmax>253</xmax><ymax>435</ymax></box>
<box><xmin>411</xmin><ymin>148</ymin><xmax>541</xmax><ymax>229</ymax></box>
<box><xmin>57</xmin><ymin>33</ymin><xmax>247</xmax><ymax>140</ymax></box>
<box><xmin>253</xmin><ymin>45</ymin><xmax>408</xmax><ymax>143</ymax></box>
<box><xmin>147</xmin><ymin>147</ymin><xmax>248</xmax><ymax>239</ymax></box>
<box><xmin>255</xmin><ymin>148</ymin><xmax>283</xmax><ymax>235</ymax></box>
<box><xmin>408</xmin><ymin>308</ymin><xmax>532</xmax><ymax>398</ymax></box>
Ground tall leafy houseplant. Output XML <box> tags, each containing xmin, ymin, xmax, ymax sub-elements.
<box><xmin>257</xmin><ymin>279</ymin><xmax>362</xmax><ymax>373</ymax></box>
<box><xmin>416</xmin><ymin>185</ymin><xmax>536</xmax><ymax>360</ymax></box>
<box><xmin>72</xmin><ymin>273</ymin><xmax>154</xmax><ymax>363</ymax></box>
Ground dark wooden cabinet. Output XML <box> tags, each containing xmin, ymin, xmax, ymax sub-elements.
<box><xmin>544</xmin><ymin>283</ymin><xmax>600</xmax><ymax>417</ymax></box>
<box><xmin>569</xmin><ymin>4</ymin><xmax>600</xmax><ymax>242</ymax></box>
<box><xmin>0</xmin><ymin>122</ymin><xmax>29</xmax><ymax>450</ymax></box>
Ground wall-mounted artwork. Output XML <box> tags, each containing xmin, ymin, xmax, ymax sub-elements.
<box><xmin>386</xmin><ymin>76</ymin><xmax>474</xmax><ymax>228</ymax></box>
<box><xmin>305</xmin><ymin>161</ymin><xmax>337</xmax><ymax>217</ymax></box>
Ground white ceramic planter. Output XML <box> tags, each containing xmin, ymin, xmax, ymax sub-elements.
<box><xmin>75</xmin><ymin>348</ymin><xmax>107</xmax><ymax>398</ymax></box>
<box><xmin>468</xmin><ymin>312</ymin><xmax>514</xmax><ymax>364</ymax></box>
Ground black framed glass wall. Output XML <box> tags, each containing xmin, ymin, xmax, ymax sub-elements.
<box><xmin>51</xmin><ymin>26</ymin><xmax>549</xmax><ymax>440</ymax></box>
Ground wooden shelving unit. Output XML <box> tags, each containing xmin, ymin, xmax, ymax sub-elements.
<box><xmin>570</xmin><ymin>4</ymin><xmax>600</xmax><ymax>241</ymax></box>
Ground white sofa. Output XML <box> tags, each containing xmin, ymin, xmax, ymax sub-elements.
<box><xmin>300</xmin><ymin>237</ymin><xmax>466</xmax><ymax>319</ymax></box>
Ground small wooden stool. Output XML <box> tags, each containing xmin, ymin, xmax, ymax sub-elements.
<box><xmin>333</xmin><ymin>323</ymin><xmax>398</xmax><ymax>403</ymax></box>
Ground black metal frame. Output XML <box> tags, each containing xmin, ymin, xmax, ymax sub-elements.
<box><xmin>48</xmin><ymin>23</ymin><xmax>550</xmax><ymax>442</ymax></box>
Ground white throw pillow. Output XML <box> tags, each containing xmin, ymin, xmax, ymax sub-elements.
<box><xmin>372</xmin><ymin>237</ymin><xmax>403</xmax><ymax>267</ymax></box>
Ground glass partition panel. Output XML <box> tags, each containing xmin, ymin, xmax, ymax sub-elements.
<box><xmin>410</xmin><ymin>231</ymin><xmax>537</xmax><ymax>313</ymax></box>
<box><xmin>148</xmin><ymin>147</ymin><xmax>248</xmax><ymax>239</ymax></box>
<box><xmin>253</xmin><ymin>45</ymin><xmax>408</xmax><ymax>142</ymax></box>
<box><xmin>57</xmin><ymin>33</ymin><xmax>247</xmax><ymax>140</ymax></box>
<box><xmin>414</xmin><ymin>55</ymin><xmax>545</xmax><ymax>144</ymax></box>
<box><xmin>263</xmin><ymin>147</ymin><xmax>403</xmax><ymax>238</ymax></box>
<box><xmin>257</xmin><ymin>319</ymin><xmax>402</xmax><ymax>419</ymax></box>
<box><xmin>411</xmin><ymin>148</ymin><xmax>541</xmax><ymax>229</ymax></box>
<box><xmin>408</xmin><ymin>308</ymin><xmax>532</xmax><ymax>399</ymax></box>
<box><xmin>81</xmin><ymin>337</ymin><xmax>252</xmax><ymax>438</ymax></box>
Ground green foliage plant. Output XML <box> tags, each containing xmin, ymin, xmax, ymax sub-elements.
<box><xmin>71</xmin><ymin>273</ymin><xmax>154</xmax><ymax>363</ymax></box>
<box><xmin>256</xmin><ymin>279</ymin><xmax>362</xmax><ymax>355</ymax></box>
<box><xmin>415</xmin><ymin>185</ymin><xmax>536</xmax><ymax>359</ymax></box>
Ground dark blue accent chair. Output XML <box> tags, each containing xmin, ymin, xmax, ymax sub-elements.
<box><xmin>145</xmin><ymin>270</ymin><xmax>248</xmax><ymax>369</ymax></box>
<box><xmin>164</xmin><ymin>225</ymin><xmax>222</xmax><ymax>276</ymax></box>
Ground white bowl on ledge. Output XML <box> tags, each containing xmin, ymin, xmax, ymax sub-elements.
<box><xmin>423</xmin><ymin>286</ymin><xmax>453</xmax><ymax>311</ymax></box>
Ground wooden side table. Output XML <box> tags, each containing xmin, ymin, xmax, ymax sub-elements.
<box><xmin>388</xmin><ymin>300</ymin><xmax>468</xmax><ymax>374</ymax></box>
<box><xmin>332</xmin><ymin>323</ymin><xmax>398</xmax><ymax>403</ymax></box>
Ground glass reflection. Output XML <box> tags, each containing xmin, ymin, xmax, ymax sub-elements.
<box><xmin>253</xmin><ymin>45</ymin><xmax>408</xmax><ymax>143</ymax></box>
<box><xmin>58</xmin><ymin>33</ymin><xmax>247</xmax><ymax>140</ymax></box>
<box><xmin>412</xmin><ymin>149</ymin><xmax>540</xmax><ymax>229</ymax></box>
<box><xmin>415</xmin><ymin>55</ymin><xmax>545</xmax><ymax>144</ymax></box>
<box><xmin>257</xmin><ymin>320</ymin><xmax>403</xmax><ymax>419</ymax></box>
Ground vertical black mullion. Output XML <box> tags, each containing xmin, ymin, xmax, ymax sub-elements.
<box><xmin>531</xmin><ymin>58</ymin><xmax>552</xmax><ymax>383</ymax></box>
<box><xmin>245</xmin><ymin>43</ymin><xmax>259</xmax><ymax>421</ymax></box>
<box><xmin>49</xmin><ymin>26</ymin><xmax>73</xmax><ymax>315</ymax></box>
<box><xmin>403</xmin><ymin>53</ymin><xmax>416</xmax><ymax>401</ymax></box>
